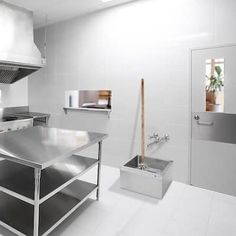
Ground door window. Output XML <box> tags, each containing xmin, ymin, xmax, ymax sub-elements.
<box><xmin>205</xmin><ymin>58</ymin><xmax>224</xmax><ymax>112</ymax></box>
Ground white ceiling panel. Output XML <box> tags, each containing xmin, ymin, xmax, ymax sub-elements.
<box><xmin>4</xmin><ymin>0</ymin><xmax>136</xmax><ymax>28</ymax></box>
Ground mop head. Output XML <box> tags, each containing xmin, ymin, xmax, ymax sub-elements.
<box><xmin>138</xmin><ymin>163</ymin><xmax>147</xmax><ymax>170</ymax></box>
<box><xmin>138</xmin><ymin>162</ymin><xmax>160</xmax><ymax>173</ymax></box>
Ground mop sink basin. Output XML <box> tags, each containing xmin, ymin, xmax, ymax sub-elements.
<box><xmin>120</xmin><ymin>155</ymin><xmax>173</xmax><ymax>199</ymax></box>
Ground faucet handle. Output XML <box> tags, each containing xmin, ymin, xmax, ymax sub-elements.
<box><xmin>149</xmin><ymin>132</ymin><xmax>159</xmax><ymax>139</ymax></box>
<box><xmin>164</xmin><ymin>134</ymin><xmax>170</xmax><ymax>141</ymax></box>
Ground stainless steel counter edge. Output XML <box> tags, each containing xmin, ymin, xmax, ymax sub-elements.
<box><xmin>0</xmin><ymin>132</ymin><xmax>108</xmax><ymax>170</ymax></box>
<box><xmin>15</xmin><ymin>113</ymin><xmax>51</xmax><ymax>119</ymax></box>
<box><xmin>41</xmin><ymin>133</ymin><xmax>108</xmax><ymax>170</ymax></box>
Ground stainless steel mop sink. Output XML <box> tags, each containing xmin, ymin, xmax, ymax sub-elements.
<box><xmin>120</xmin><ymin>155</ymin><xmax>173</xmax><ymax>199</ymax></box>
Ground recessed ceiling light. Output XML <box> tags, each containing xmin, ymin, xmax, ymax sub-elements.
<box><xmin>101</xmin><ymin>0</ymin><xmax>114</xmax><ymax>3</ymax></box>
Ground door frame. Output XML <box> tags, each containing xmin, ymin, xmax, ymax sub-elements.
<box><xmin>188</xmin><ymin>43</ymin><xmax>236</xmax><ymax>185</ymax></box>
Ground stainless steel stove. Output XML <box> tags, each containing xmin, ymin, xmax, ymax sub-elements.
<box><xmin>0</xmin><ymin>116</ymin><xmax>33</xmax><ymax>133</ymax></box>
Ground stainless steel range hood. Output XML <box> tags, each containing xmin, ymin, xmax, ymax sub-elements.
<box><xmin>0</xmin><ymin>1</ymin><xmax>45</xmax><ymax>84</ymax></box>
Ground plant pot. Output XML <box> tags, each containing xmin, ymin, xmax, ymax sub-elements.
<box><xmin>207</xmin><ymin>104</ymin><xmax>223</xmax><ymax>112</ymax></box>
<box><xmin>206</xmin><ymin>91</ymin><xmax>215</xmax><ymax>104</ymax></box>
<box><xmin>206</xmin><ymin>91</ymin><xmax>224</xmax><ymax>112</ymax></box>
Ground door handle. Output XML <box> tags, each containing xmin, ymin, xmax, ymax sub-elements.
<box><xmin>194</xmin><ymin>115</ymin><xmax>213</xmax><ymax>126</ymax></box>
<box><xmin>196</xmin><ymin>121</ymin><xmax>213</xmax><ymax>126</ymax></box>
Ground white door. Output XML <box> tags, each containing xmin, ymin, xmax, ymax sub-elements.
<box><xmin>191</xmin><ymin>45</ymin><xmax>236</xmax><ymax>196</ymax></box>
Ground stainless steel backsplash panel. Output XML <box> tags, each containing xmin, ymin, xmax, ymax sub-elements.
<box><xmin>192</xmin><ymin>112</ymin><xmax>236</xmax><ymax>144</ymax></box>
<box><xmin>0</xmin><ymin>106</ymin><xmax>29</xmax><ymax>119</ymax></box>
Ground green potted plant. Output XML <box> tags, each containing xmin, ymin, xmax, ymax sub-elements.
<box><xmin>206</xmin><ymin>65</ymin><xmax>224</xmax><ymax>111</ymax></box>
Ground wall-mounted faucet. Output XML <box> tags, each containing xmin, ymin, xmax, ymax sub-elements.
<box><xmin>149</xmin><ymin>132</ymin><xmax>159</xmax><ymax>140</ymax></box>
<box><xmin>147</xmin><ymin>132</ymin><xmax>170</xmax><ymax>148</ymax></box>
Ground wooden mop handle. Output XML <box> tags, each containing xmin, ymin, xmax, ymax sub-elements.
<box><xmin>141</xmin><ymin>78</ymin><xmax>145</xmax><ymax>165</ymax></box>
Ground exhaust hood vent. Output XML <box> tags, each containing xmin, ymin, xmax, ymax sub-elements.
<box><xmin>0</xmin><ymin>1</ymin><xmax>45</xmax><ymax>84</ymax></box>
<box><xmin>0</xmin><ymin>63</ymin><xmax>40</xmax><ymax>84</ymax></box>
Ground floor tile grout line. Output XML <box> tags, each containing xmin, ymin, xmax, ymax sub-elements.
<box><xmin>204</xmin><ymin>192</ymin><xmax>215</xmax><ymax>236</ymax></box>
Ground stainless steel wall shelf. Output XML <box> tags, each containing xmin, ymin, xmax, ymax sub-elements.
<box><xmin>0</xmin><ymin>127</ymin><xmax>107</xmax><ymax>236</ymax></box>
<box><xmin>63</xmin><ymin>107</ymin><xmax>111</xmax><ymax>118</ymax></box>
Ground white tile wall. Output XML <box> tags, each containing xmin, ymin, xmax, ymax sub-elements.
<box><xmin>29</xmin><ymin>0</ymin><xmax>236</xmax><ymax>183</ymax></box>
<box><xmin>0</xmin><ymin>78</ymin><xmax>28</xmax><ymax>107</ymax></box>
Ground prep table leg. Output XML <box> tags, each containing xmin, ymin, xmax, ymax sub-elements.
<box><xmin>33</xmin><ymin>168</ymin><xmax>41</xmax><ymax>236</ymax></box>
<box><xmin>96</xmin><ymin>141</ymin><xmax>102</xmax><ymax>200</ymax></box>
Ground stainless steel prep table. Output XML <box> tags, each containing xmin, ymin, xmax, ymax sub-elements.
<box><xmin>0</xmin><ymin>126</ymin><xmax>107</xmax><ymax>236</ymax></box>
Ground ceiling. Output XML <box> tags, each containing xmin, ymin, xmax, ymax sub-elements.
<box><xmin>4</xmin><ymin>0</ymin><xmax>136</xmax><ymax>28</ymax></box>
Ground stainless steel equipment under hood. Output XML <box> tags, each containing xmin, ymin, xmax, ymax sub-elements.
<box><xmin>0</xmin><ymin>1</ymin><xmax>45</xmax><ymax>84</ymax></box>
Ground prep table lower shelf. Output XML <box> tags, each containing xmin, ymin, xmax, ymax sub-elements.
<box><xmin>0</xmin><ymin>180</ymin><xmax>97</xmax><ymax>236</ymax></box>
<box><xmin>0</xmin><ymin>155</ymin><xmax>98</xmax><ymax>204</ymax></box>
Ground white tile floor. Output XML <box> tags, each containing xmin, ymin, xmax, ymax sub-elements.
<box><xmin>1</xmin><ymin>165</ymin><xmax>236</xmax><ymax>236</ymax></box>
